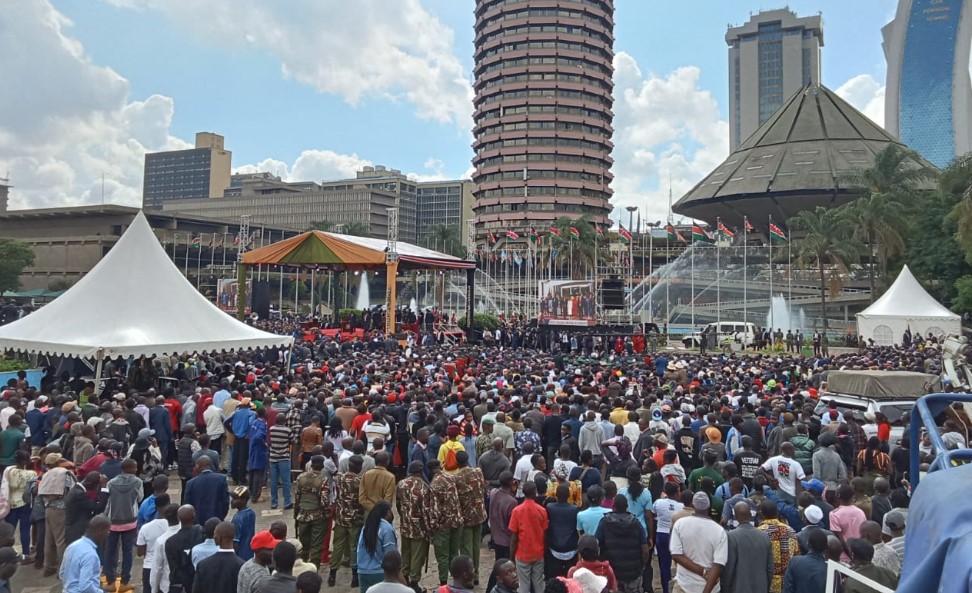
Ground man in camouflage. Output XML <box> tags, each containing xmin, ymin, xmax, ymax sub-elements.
<box><xmin>396</xmin><ymin>461</ymin><xmax>434</xmax><ymax>589</ymax></box>
<box><xmin>329</xmin><ymin>454</ymin><xmax>365</xmax><ymax>588</ymax></box>
<box><xmin>454</xmin><ymin>451</ymin><xmax>488</xmax><ymax>581</ymax></box>
<box><xmin>294</xmin><ymin>454</ymin><xmax>328</xmax><ymax>569</ymax></box>
<box><xmin>428</xmin><ymin>459</ymin><xmax>464</xmax><ymax>586</ymax></box>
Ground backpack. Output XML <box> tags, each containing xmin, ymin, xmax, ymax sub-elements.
<box><xmin>568</xmin><ymin>468</ymin><xmax>589</xmax><ymax>507</ymax></box>
<box><xmin>442</xmin><ymin>445</ymin><xmax>459</xmax><ymax>472</ymax></box>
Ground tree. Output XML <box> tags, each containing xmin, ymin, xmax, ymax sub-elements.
<box><xmin>550</xmin><ymin>216</ymin><xmax>597</xmax><ymax>279</ymax></box>
<box><xmin>424</xmin><ymin>224</ymin><xmax>465</xmax><ymax>258</ymax></box>
<box><xmin>841</xmin><ymin>144</ymin><xmax>937</xmax><ymax>300</ymax></box>
<box><xmin>337</xmin><ymin>221</ymin><xmax>369</xmax><ymax>237</ymax></box>
<box><xmin>307</xmin><ymin>220</ymin><xmax>334</xmax><ymax>232</ymax></box>
<box><xmin>788</xmin><ymin>207</ymin><xmax>861</xmax><ymax>331</ymax></box>
<box><xmin>0</xmin><ymin>238</ymin><xmax>34</xmax><ymax>294</ymax></box>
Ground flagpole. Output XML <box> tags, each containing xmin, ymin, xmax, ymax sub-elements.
<box><xmin>787</xmin><ymin>231</ymin><xmax>793</xmax><ymax>313</ymax></box>
<box><xmin>716</xmin><ymin>219</ymin><xmax>721</xmax><ymax>328</ymax></box>
<box><xmin>769</xmin><ymin>215</ymin><xmax>775</xmax><ymax>331</ymax></box>
<box><xmin>184</xmin><ymin>236</ymin><xmax>191</xmax><ymax>276</ymax></box>
<box><xmin>311</xmin><ymin>268</ymin><xmax>316</xmax><ymax>317</ymax></box>
<box><xmin>691</xmin><ymin>231</ymin><xmax>695</xmax><ymax>328</ymax></box>
<box><xmin>743</xmin><ymin>217</ymin><xmax>748</xmax><ymax>328</ymax></box>
<box><xmin>279</xmin><ymin>265</ymin><xmax>284</xmax><ymax>314</ymax></box>
<box><xmin>569</xmin><ymin>234</ymin><xmax>574</xmax><ymax>280</ymax></box>
<box><xmin>196</xmin><ymin>234</ymin><xmax>203</xmax><ymax>288</ymax></box>
<box><xmin>294</xmin><ymin>269</ymin><xmax>299</xmax><ymax>313</ymax></box>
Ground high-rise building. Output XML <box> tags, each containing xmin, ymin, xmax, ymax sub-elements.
<box><xmin>727</xmin><ymin>9</ymin><xmax>823</xmax><ymax>150</ymax></box>
<box><xmin>471</xmin><ymin>0</ymin><xmax>615</xmax><ymax>242</ymax></box>
<box><xmin>142</xmin><ymin>132</ymin><xmax>232</xmax><ymax>209</ymax></box>
<box><xmin>883</xmin><ymin>0</ymin><xmax>972</xmax><ymax>168</ymax></box>
<box><xmin>0</xmin><ymin>177</ymin><xmax>9</xmax><ymax>214</ymax></box>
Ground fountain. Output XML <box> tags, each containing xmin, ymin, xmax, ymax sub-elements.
<box><xmin>765</xmin><ymin>295</ymin><xmax>807</xmax><ymax>333</ymax></box>
<box><xmin>409</xmin><ymin>297</ymin><xmax>418</xmax><ymax>314</ymax></box>
<box><xmin>356</xmin><ymin>272</ymin><xmax>370</xmax><ymax>309</ymax></box>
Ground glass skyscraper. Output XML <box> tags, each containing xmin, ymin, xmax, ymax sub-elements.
<box><xmin>884</xmin><ymin>0</ymin><xmax>972</xmax><ymax>168</ymax></box>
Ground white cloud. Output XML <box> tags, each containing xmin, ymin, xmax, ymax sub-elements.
<box><xmin>836</xmin><ymin>74</ymin><xmax>886</xmax><ymax>128</ymax></box>
<box><xmin>104</xmin><ymin>0</ymin><xmax>473</xmax><ymax>128</ymax></box>
<box><xmin>235</xmin><ymin>150</ymin><xmax>372</xmax><ymax>183</ymax></box>
<box><xmin>610</xmin><ymin>52</ymin><xmax>730</xmax><ymax>224</ymax></box>
<box><xmin>0</xmin><ymin>0</ymin><xmax>191</xmax><ymax>209</ymax></box>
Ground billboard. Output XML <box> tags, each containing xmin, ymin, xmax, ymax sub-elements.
<box><xmin>216</xmin><ymin>278</ymin><xmax>251</xmax><ymax>311</ymax></box>
<box><xmin>538</xmin><ymin>280</ymin><xmax>596</xmax><ymax>326</ymax></box>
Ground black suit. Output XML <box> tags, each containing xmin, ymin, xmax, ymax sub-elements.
<box><xmin>184</xmin><ymin>470</ymin><xmax>229</xmax><ymax>526</ymax></box>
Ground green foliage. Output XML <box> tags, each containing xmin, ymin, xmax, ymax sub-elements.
<box><xmin>0</xmin><ymin>237</ymin><xmax>35</xmax><ymax>294</ymax></box>
<box><xmin>424</xmin><ymin>224</ymin><xmax>465</xmax><ymax>258</ymax></box>
<box><xmin>48</xmin><ymin>278</ymin><xmax>74</xmax><ymax>292</ymax></box>
<box><xmin>953</xmin><ymin>275</ymin><xmax>972</xmax><ymax>313</ymax></box>
<box><xmin>307</xmin><ymin>220</ymin><xmax>334</xmax><ymax>232</ymax></box>
<box><xmin>0</xmin><ymin>359</ymin><xmax>33</xmax><ymax>373</ymax></box>
<box><xmin>338</xmin><ymin>308</ymin><xmax>363</xmax><ymax>320</ymax></box>
<box><xmin>339</xmin><ymin>222</ymin><xmax>370</xmax><ymax>237</ymax></box>
<box><xmin>458</xmin><ymin>313</ymin><xmax>500</xmax><ymax>331</ymax></box>
<box><xmin>550</xmin><ymin>216</ymin><xmax>597</xmax><ymax>279</ymax></box>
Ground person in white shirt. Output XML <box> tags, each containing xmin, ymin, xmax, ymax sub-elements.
<box><xmin>758</xmin><ymin>442</ymin><xmax>806</xmax><ymax>504</ymax></box>
<box><xmin>147</xmin><ymin>503</ymin><xmax>180</xmax><ymax>593</ymax></box>
<box><xmin>136</xmin><ymin>495</ymin><xmax>172</xmax><ymax>593</ymax></box>
<box><xmin>671</xmin><ymin>493</ymin><xmax>728</xmax><ymax>593</ymax></box>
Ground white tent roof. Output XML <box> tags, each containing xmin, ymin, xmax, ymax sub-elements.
<box><xmin>858</xmin><ymin>265</ymin><xmax>960</xmax><ymax>320</ymax></box>
<box><xmin>0</xmin><ymin>211</ymin><xmax>292</xmax><ymax>358</ymax></box>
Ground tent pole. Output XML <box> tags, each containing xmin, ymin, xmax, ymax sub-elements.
<box><xmin>93</xmin><ymin>349</ymin><xmax>105</xmax><ymax>388</ymax></box>
<box><xmin>237</xmin><ymin>262</ymin><xmax>248</xmax><ymax>321</ymax></box>
<box><xmin>386</xmin><ymin>261</ymin><xmax>398</xmax><ymax>335</ymax></box>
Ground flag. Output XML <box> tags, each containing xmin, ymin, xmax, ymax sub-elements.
<box><xmin>501</xmin><ymin>249</ymin><xmax>507</xmax><ymax>261</ymax></box>
<box><xmin>691</xmin><ymin>225</ymin><xmax>713</xmax><ymax>242</ymax></box>
<box><xmin>189</xmin><ymin>236</ymin><xmax>202</xmax><ymax>248</ymax></box>
<box><xmin>528</xmin><ymin>228</ymin><xmax>540</xmax><ymax>243</ymax></box>
<box><xmin>717</xmin><ymin>221</ymin><xmax>735</xmax><ymax>239</ymax></box>
<box><xmin>487</xmin><ymin>230</ymin><xmax>496</xmax><ymax>244</ymax></box>
<box><xmin>506</xmin><ymin>229</ymin><xmax>519</xmax><ymax>240</ymax></box>
<box><xmin>569</xmin><ymin>226</ymin><xmax>580</xmax><ymax>239</ymax></box>
<box><xmin>769</xmin><ymin>222</ymin><xmax>788</xmax><ymax>242</ymax></box>
<box><xmin>618</xmin><ymin>225</ymin><xmax>632</xmax><ymax>244</ymax></box>
<box><xmin>665</xmin><ymin>224</ymin><xmax>685</xmax><ymax>242</ymax></box>
<box><xmin>234</xmin><ymin>235</ymin><xmax>241</xmax><ymax>245</ymax></box>
<box><xmin>208</xmin><ymin>235</ymin><xmax>215</xmax><ymax>247</ymax></box>
<box><xmin>595</xmin><ymin>225</ymin><xmax>604</xmax><ymax>237</ymax></box>
<box><xmin>744</xmin><ymin>217</ymin><xmax>754</xmax><ymax>232</ymax></box>
<box><xmin>549</xmin><ymin>226</ymin><xmax>561</xmax><ymax>238</ymax></box>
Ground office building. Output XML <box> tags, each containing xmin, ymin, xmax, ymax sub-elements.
<box><xmin>471</xmin><ymin>0</ymin><xmax>616</xmax><ymax>242</ymax></box>
<box><xmin>727</xmin><ymin>9</ymin><xmax>823</xmax><ymax>150</ymax></box>
<box><xmin>142</xmin><ymin>132</ymin><xmax>232</xmax><ymax>209</ymax></box>
<box><xmin>0</xmin><ymin>178</ymin><xmax>9</xmax><ymax>214</ymax></box>
<box><xmin>883</xmin><ymin>0</ymin><xmax>972</xmax><ymax>167</ymax></box>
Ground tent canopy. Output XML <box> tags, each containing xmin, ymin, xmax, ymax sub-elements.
<box><xmin>857</xmin><ymin>265</ymin><xmax>961</xmax><ymax>346</ymax></box>
<box><xmin>241</xmin><ymin>230</ymin><xmax>476</xmax><ymax>271</ymax></box>
<box><xmin>0</xmin><ymin>212</ymin><xmax>292</xmax><ymax>359</ymax></box>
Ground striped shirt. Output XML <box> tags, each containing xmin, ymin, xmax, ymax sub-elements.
<box><xmin>268</xmin><ymin>425</ymin><xmax>292</xmax><ymax>462</ymax></box>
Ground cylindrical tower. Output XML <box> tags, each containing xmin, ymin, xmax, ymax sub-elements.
<box><xmin>472</xmin><ymin>0</ymin><xmax>615</xmax><ymax>241</ymax></box>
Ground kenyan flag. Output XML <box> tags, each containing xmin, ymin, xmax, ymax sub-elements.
<box><xmin>666</xmin><ymin>224</ymin><xmax>685</xmax><ymax>242</ymax></box>
<box><xmin>549</xmin><ymin>226</ymin><xmax>561</xmax><ymax>238</ymax></box>
<box><xmin>769</xmin><ymin>223</ymin><xmax>788</xmax><ymax>242</ymax></box>
<box><xmin>691</xmin><ymin>225</ymin><xmax>713</xmax><ymax>243</ymax></box>
<box><xmin>506</xmin><ymin>229</ymin><xmax>520</xmax><ymax>240</ymax></box>
<box><xmin>569</xmin><ymin>226</ymin><xmax>580</xmax><ymax>238</ymax></box>
<box><xmin>717</xmin><ymin>221</ymin><xmax>735</xmax><ymax>239</ymax></box>
<box><xmin>618</xmin><ymin>225</ymin><xmax>632</xmax><ymax>244</ymax></box>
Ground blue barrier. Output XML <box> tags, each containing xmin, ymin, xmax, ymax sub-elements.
<box><xmin>909</xmin><ymin>392</ymin><xmax>972</xmax><ymax>488</ymax></box>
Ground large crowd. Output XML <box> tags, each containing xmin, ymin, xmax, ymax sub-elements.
<box><xmin>0</xmin><ymin>325</ymin><xmax>966</xmax><ymax>593</ymax></box>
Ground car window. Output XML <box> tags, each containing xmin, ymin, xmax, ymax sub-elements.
<box><xmin>878</xmin><ymin>403</ymin><xmax>913</xmax><ymax>426</ymax></box>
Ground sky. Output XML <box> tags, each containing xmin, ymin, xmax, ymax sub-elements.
<box><xmin>0</xmin><ymin>0</ymin><xmax>897</xmax><ymax>223</ymax></box>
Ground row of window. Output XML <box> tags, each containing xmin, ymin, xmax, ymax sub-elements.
<box><xmin>477</xmin><ymin>23</ymin><xmax>612</xmax><ymax>48</ymax></box>
<box><xmin>479</xmin><ymin>8</ymin><xmax>612</xmax><ymax>32</ymax></box>
<box><xmin>477</xmin><ymin>0</ymin><xmax>611</xmax><ymax>18</ymax></box>
<box><xmin>477</xmin><ymin>136</ymin><xmax>609</xmax><ymax>153</ymax></box>
<box><xmin>477</xmin><ymin>203</ymin><xmax>607</xmax><ymax>215</ymax></box>
<box><xmin>478</xmin><ymin>103</ymin><xmax>612</xmax><ymax>123</ymax></box>
<box><xmin>478</xmin><ymin>55</ymin><xmax>613</xmax><ymax>77</ymax></box>
<box><xmin>478</xmin><ymin>40</ymin><xmax>612</xmax><ymax>63</ymax></box>
<box><xmin>477</xmin><ymin>87</ymin><xmax>611</xmax><ymax>109</ymax></box>
<box><xmin>478</xmin><ymin>185</ymin><xmax>609</xmax><ymax>199</ymax></box>
<box><xmin>478</xmin><ymin>70</ymin><xmax>611</xmax><ymax>93</ymax></box>
<box><xmin>477</xmin><ymin>119</ymin><xmax>611</xmax><ymax>137</ymax></box>
<box><xmin>477</xmin><ymin>153</ymin><xmax>611</xmax><ymax>168</ymax></box>
<box><xmin>477</xmin><ymin>169</ymin><xmax>607</xmax><ymax>184</ymax></box>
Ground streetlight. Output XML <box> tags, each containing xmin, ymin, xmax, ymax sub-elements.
<box><xmin>625</xmin><ymin>206</ymin><xmax>637</xmax><ymax>324</ymax></box>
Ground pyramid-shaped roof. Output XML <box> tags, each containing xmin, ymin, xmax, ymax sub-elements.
<box><xmin>859</xmin><ymin>265</ymin><xmax>959</xmax><ymax>320</ymax></box>
<box><xmin>673</xmin><ymin>84</ymin><xmax>937</xmax><ymax>227</ymax></box>
<box><xmin>0</xmin><ymin>211</ymin><xmax>293</xmax><ymax>358</ymax></box>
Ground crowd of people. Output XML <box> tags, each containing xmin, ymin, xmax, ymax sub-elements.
<box><xmin>0</xmin><ymin>326</ymin><xmax>965</xmax><ymax>593</ymax></box>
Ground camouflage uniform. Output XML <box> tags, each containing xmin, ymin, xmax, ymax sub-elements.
<box><xmin>455</xmin><ymin>466</ymin><xmax>488</xmax><ymax>578</ymax></box>
<box><xmin>331</xmin><ymin>471</ymin><xmax>364</xmax><ymax>575</ymax></box>
<box><xmin>395</xmin><ymin>475</ymin><xmax>433</xmax><ymax>584</ymax></box>
<box><xmin>429</xmin><ymin>471</ymin><xmax>463</xmax><ymax>585</ymax></box>
<box><xmin>294</xmin><ymin>469</ymin><xmax>328</xmax><ymax>567</ymax></box>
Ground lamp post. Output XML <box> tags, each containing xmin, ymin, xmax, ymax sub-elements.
<box><xmin>625</xmin><ymin>206</ymin><xmax>637</xmax><ymax>324</ymax></box>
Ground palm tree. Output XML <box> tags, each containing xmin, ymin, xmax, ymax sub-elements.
<box><xmin>789</xmin><ymin>206</ymin><xmax>862</xmax><ymax>332</ymax></box>
<box><xmin>337</xmin><ymin>221</ymin><xmax>369</xmax><ymax>237</ymax></box>
<box><xmin>841</xmin><ymin>144</ymin><xmax>937</xmax><ymax>299</ymax></box>
<box><xmin>550</xmin><ymin>216</ymin><xmax>597</xmax><ymax>279</ymax></box>
<box><xmin>424</xmin><ymin>224</ymin><xmax>465</xmax><ymax>257</ymax></box>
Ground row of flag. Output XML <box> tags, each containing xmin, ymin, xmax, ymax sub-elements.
<box><xmin>175</xmin><ymin>232</ymin><xmax>256</xmax><ymax>248</ymax></box>
<box><xmin>483</xmin><ymin>216</ymin><xmax>788</xmax><ymax>248</ymax></box>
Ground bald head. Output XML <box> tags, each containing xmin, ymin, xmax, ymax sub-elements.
<box><xmin>733</xmin><ymin>501</ymin><xmax>753</xmax><ymax>524</ymax></box>
<box><xmin>214</xmin><ymin>522</ymin><xmax>236</xmax><ymax>549</ymax></box>
<box><xmin>177</xmin><ymin>505</ymin><xmax>196</xmax><ymax>526</ymax></box>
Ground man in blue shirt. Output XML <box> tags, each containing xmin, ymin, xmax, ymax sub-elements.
<box><xmin>213</xmin><ymin>381</ymin><xmax>232</xmax><ymax>411</ymax></box>
<box><xmin>60</xmin><ymin>515</ymin><xmax>110</xmax><ymax>593</ymax></box>
<box><xmin>230</xmin><ymin>487</ymin><xmax>256</xmax><ymax>561</ymax></box>
<box><xmin>230</xmin><ymin>400</ymin><xmax>256</xmax><ymax>485</ymax></box>
<box><xmin>137</xmin><ymin>475</ymin><xmax>170</xmax><ymax>528</ymax></box>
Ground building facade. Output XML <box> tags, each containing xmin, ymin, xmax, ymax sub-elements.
<box><xmin>142</xmin><ymin>132</ymin><xmax>232</xmax><ymax>209</ymax></box>
<box><xmin>883</xmin><ymin>0</ymin><xmax>972</xmax><ymax>168</ymax></box>
<box><xmin>727</xmin><ymin>9</ymin><xmax>823</xmax><ymax>150</ymax></box>
<box><xmin>471</xmin><ymin>0</ymin><xmax>615</xmax><ymax>242</ymax></box>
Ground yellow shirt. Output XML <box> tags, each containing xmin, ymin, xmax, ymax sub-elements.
<box><xmin>437</xmin><ymin>439</ymin><xmax>466</xmax><ymax>474</ymax></box>
<box><xmin>609</xmin><ymin>408</ymin><xmax>630</xmax><ymax>426</ymax></box>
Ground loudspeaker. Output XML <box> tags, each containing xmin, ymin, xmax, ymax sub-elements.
<box><xmin>601</xmin><ymin>279</ymin><xmax>624</xmax><ymax>309</ymax></box>
<box><xmin>252</xmin><ymin>281</ymin><xmax>271</xmax><ymax>319</ymax></box>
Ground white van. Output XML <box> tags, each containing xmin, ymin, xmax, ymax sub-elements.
<box><xmin>682</xmin><ymin>321</ymin><xmax>757</xmax><ymax>349</ymax></box>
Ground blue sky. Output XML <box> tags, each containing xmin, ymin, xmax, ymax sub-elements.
<box><xmin>1</xmin><ymin>0</ymin><xmax>895</xmax><ymax>219</ymax></box>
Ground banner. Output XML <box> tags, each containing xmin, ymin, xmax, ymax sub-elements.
<box><xmin>538</xmin><ymin>280</ymin><xmax>596</xmax><ymax>326</ymax></box>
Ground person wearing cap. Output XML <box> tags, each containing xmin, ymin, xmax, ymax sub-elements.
<box><xmin>237</xmin><ymin>530</ymin><xmax>277</xmax><ymax>593</ymax></box>
<box><xmin>800</xmin><ymin>479</ymin><xmax>832</xmax><ymax>529</ymax></box>
<box><xmin>796</xmin><ymin>505</ymin><xmax>833</xmax><ymax>555</ymax></box>
<box><xmin>37</xmin><ymin>451</ymin><xmax>76</xmax><ymax>577</ymax></box>
<box><xmin>192</xmin><ymin>521</ymin><xmax>245</xmax><ymax>593</ymax></box>
<box><xmin>230</xmin><ymin>486</ymin><xmax>256</xmax><ymax>561</ymax></box>
<box><xmin>295</xmin><ymin>455</ymin><xmax>328</xmax><ymax>569</ymax></box>
<box><xmin>670</xmin><ymin>492</ymin><xmax>727</xmax><ymax>593</ymax></box>
<box><xmin>395</xmin><ymin>461</ymin><xmax>433</xmax><ymax>589</ymax></box>
<box><xmin>882</xmin><ymin>510</ymin><xmax>905</xmax><ymax>564</ymax></box>
<box><xmin>722</xmin><ymin>500</ymin><xmax>773</xmax><ymax>593</ymax></box>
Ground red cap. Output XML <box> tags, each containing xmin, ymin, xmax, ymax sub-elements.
<box><xmin>250</xmin><ymin>530</ymin><xmax>282</xmax><ymax>551</ymax></box>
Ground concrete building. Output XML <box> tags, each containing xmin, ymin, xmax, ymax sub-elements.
<box><xmin>883</xmin><ymin>0</ymin><xmax>972</xmax><ymax>167</ymax></box>
<box><xmin>471</xmin><ymin>0</ymin><xmax>616</xmax><ymax>242</ymax></box>
<box><xmin>0</xmin><ymin>205</ymin><xmax>295</xmax><ymax>291</ymax></box>
<box><xmin>142</xmin><ymin>132</ymin><xmax>232</xmax><ymax>209</ymax></box>
<box><xmin>727</xmin><ymin>9</ymin><xmax>823</xmax><ymax>150</ymax></box>
<box><xmin>0</xmin><ymin>178</ymin><xmax>9</xmax><ymax>213</ymax></box>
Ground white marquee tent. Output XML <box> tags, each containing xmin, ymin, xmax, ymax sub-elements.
<box><xmin>0</xmin><ymin>211</ymin><xmax>292</xmax><ymax>367</ymax></box>
<box><xmin>856</xmin><ymin>265</ymin><xmax>961</xmax><ymax>346</ymax></box>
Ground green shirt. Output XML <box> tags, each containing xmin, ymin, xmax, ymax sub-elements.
<box><xmin>0</xmin><ymin>427</ymin><xmax>25</xmax><ymax>466</ymax></box>
<box><xmin>687</xmin><ymin>466</ymin><xmax>724</xmax><ymax>492</ymax></box>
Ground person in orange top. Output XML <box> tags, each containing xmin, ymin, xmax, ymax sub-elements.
<box><xmin>509</xmin><ymin>480</ymin><xmax>548</xmax><ymax>593</ymax></box>
<box><xmin>651</xmin><ymin>434</ymin><xmax>671</xmax><ymax>469</ymax></box>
